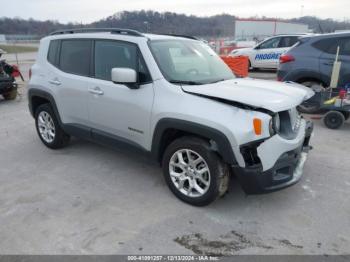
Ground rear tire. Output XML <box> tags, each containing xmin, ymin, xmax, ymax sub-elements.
<box><xmin>162</xmin><ymin>136</ymin><xmax>230</xmax><ymax>206</ymax></box>
<box><xmin>323</xmin><ymin>111</ymin><xmax>345</xmax><ymax>129</ymax></box>
<box><xmin>2</xmin><ymin>88</ymin><xmax>17</xmax><ymax>100</ymax></box>
<box><xmin>35</xmin><ymin>103</ymin><xmax>70</xmax><ymax>149</ymax></box>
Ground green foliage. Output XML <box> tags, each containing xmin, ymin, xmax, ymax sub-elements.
<box><xmin>0</xmin><ymin>44</ymin><xmax>38</xmax><ymax>53</ymax></box>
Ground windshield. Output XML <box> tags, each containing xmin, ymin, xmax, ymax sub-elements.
<box><xmin>149</xmin><ymin>40</ymin><xmax>235</xmax><ymax>85</ymax></box>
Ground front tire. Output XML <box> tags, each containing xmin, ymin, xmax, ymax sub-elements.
<box><xmin>162</xmin><ymin>137</ymin><xmax>230</xmax><ymax>206</ymax></box>
<box><xmin>35</xmin><ymin>103</ymin><xmax>70</xmax><ymax>149</ymax></box>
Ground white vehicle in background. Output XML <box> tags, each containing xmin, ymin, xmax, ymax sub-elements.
<box><xmin>231</xmin><ymin>38</ymin><xmax>256</xmax><ymax>48</ymax></box>
<box><xmin>229</xmin><ymin>34</ymin><xmax>305</xmax><ymax>70</ymax></box>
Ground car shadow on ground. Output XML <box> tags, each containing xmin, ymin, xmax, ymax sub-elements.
<box><xmin>66</xmin><ymin>136</ymin><xmax>262</xmax><ymax>204</ymax></box>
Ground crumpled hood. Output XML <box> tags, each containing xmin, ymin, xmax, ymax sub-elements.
<box><xmin>182</xmin><ymin>78</ymin><xmax>314</xmax><ymax>113</ymax></box>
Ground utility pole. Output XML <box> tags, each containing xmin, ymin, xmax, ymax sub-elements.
<box><xmin>143</xmin><ymin>21</ymin><xmax>150</xmax><ymax>33</ymax></box>
<box><xmin>300</xmin><ymin>5</ymin><xmax>304</xmax><ymax>17</ymax></box>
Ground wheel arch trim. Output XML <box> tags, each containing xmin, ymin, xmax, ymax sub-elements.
<box><xmin>28</xmin><ymin>88</ymin><xmax>63</xmax><ymax>127</ymax></box>
<box><xmin>285</xmin><ymin>70</ymin><xmax>329</xmax><ymax>86</ymax></box>
<box><xmin>151</xmin><ymin>118</ymin><xmax>237</xmax><ymax>165</ymax></box>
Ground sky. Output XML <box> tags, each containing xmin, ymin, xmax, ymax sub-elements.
<box><xmin>1</xmin><ymin>0</ymin><xmax>349</xmax><ymax>23</ymax></box>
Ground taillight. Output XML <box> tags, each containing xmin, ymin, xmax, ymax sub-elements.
<box><xmin>29</xmin><ymin>68</ymin><xmax>32</xmax><ymax>80</ymax></box>
<box><xmin>279</xmin><ymin>54</ymin><xmax>295</xmax><ymax>64</ymax></box>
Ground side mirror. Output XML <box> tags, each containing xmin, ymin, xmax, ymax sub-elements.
<box><xmin>111</xmin><ymin>68</ymin><xmax>138</xmax><ymax>89</ymax></box>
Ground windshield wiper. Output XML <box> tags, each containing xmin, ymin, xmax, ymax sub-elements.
<box><xmin>169</xmin><ymin>80</ymin><xmax>204</xmax><ymax>85</ymax></box>
<box><xmin>206</xmin><ymin>79</ymin><xmax>227</xmax><ymax>84</ymax></box>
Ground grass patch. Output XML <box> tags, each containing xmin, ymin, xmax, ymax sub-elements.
<box><xmin>0</xmin><ymin>44</ymin><xmax>38</xmax><ymax>54</ymax></box>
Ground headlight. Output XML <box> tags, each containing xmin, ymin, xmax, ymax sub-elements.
<box><xmin>269</xmin><ymin>114</ymin><xmax>281</xmax><ymax>135</ymax></box>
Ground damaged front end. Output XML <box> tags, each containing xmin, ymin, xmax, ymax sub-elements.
<box><xmin>233</xmin><ymin>119</ymin><xmax>313</xmax><ymax>195</ymax></box>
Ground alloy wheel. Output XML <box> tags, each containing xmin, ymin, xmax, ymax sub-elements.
<box><xmin>169</xmin><ymin>149</ymin><xmax>211</xmax><ymax>197</ymax></box>
<box><xmin>37</xmin><ymin>111</ymin><xmax>56</xmax><ymax>143</ymax></box>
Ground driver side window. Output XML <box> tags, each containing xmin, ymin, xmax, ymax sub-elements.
<box><xmin>94</xmin><ymin>40</ymin><xmax>152</xmax><ymax>84</ymax></box>
<box><xmin>258</xmin><ymin>37</ymin><xmax>281</xmax><ymax>49</ymax></box>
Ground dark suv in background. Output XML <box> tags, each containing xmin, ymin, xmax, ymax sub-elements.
<box><xmin>278</xmin><ymin>32</ymin><xmax>350</xmax><ymax>89</ymax></box>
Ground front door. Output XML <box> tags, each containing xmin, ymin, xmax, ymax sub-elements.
<box><xmin>87</xmin><ymin>40</ymin><xmax>154</xmax><ymax>148</ymax></box>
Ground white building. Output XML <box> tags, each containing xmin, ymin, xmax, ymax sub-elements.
<box><xmin>234</xmin><ymin>19</ymin><xmax>309</xmax><ymax>41</ymax></box>
<box><xmin>0</xmin><ymin>34</ymin><xmax>6</xmax><ymax>43</ymax></box>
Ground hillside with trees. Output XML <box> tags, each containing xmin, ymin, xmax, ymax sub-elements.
<box><xmin>1</xmin><ymin>11</ymin><xmax>350</xmax><ymax>37</ymax></box>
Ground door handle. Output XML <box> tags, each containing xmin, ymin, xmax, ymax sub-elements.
<box><xmin>323</xmin><ymin>61</ymin><xmax>335</xmax><ymax>66</ymax></box>
<box><xmin>89</xmin><ymin>86</ymin><xmax>104</xmax><ymax>95</ymax></box>
<box><xmin>49</xmin><ymin>79</ymin><xmax>61</xmax><ymax>86</ymax></box>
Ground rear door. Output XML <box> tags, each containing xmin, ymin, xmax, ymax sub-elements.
<box><xmin>87</xmin><ymin>40</ymin><xmax>154</xmax><ymax>148</ymax></box>
<box><xmin>48</xmin><ymin>39</ymin><xmax>92</xmax><ymax>126</ymax></box>
<box><xmin>318</xmin><ymin>37</ymin><xmax>350</xmax><ymax>87</ymax></box>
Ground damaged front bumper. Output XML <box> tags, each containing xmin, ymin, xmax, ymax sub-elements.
<box><xmin>233</xmin><ymin>120</ymin><xmax>313</xmax><ymax>194</ymax></box>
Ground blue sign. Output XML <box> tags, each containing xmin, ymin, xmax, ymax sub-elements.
<box><xmin>255</xmin><ymin>53</ymin><xmax>282</xmax><ymax>60</ymax></box>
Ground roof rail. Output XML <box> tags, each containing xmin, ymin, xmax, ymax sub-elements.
<box><xmin>50</xmin><ymin>28</ymin><xmax>144</xmax><ymax>37</ymax></box>
<box><xmin>162</xmin><ymin>34</ymin><xmax>198</xmax><ymax>40</ymax></box>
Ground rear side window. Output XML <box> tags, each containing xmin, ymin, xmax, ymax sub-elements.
<box><xmin>59</xmin><ymin>40</ymin><xmax>92</xmax><ymax>76</ymax></box>
<box><xmin>313</xmin><ymin>38</ymin><xmax>336</xmax><ymax>54</ymax></box>
<box><xmin>47</xmin><ymin>40</ymin><xmax>60</xmax><ymax>66</ymax></box>
<box><xmin>312</xmin><ymin>37</ymin><xmax>350</xmax><ymax>56</ymax></box>
<box><xmin>339</xmin><ymin>38</ymin><xmax>350</xmax><ymax>56</ymax></box>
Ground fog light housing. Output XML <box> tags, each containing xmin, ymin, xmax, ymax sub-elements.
<box><xmin>269</xmin><ymin>114</ymin><xmax>280</xmax><ymax>135</ymax></box>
